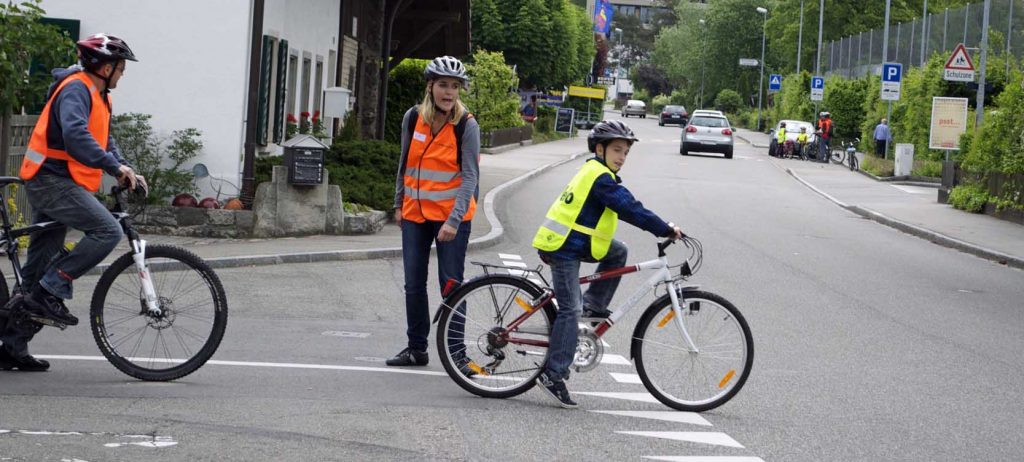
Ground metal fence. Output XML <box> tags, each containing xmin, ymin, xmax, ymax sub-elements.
<box><xmin>823</xmin><ymin>0</ymin><xmax>1023</xmax><ymax>78</ymax></box>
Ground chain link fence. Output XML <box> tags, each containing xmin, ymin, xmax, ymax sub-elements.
<box><xmin>823</xmin><ymin>0</ymin><xmax>1023</xmax><ymax>77</ymax></box>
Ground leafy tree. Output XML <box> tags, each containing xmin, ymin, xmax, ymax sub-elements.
<box><xmin>633</xmin><ymin>63</ymin><xmax>674</xmax><ymax>97</ymax></box>
<box><xmin>111</xmin><ymin>113</ymin><xmax>202</xmax><ymax>204</ymax></box>
<box><xmin>462</xmin><ymin>50</ymin><xmax>522</xmax><ymax>132</ymax></box>
<box><xmin>384</xmin><ymin>59</ymin><xmax>429</xmax><ymax>144</ymax></box>
<box><xmin>0</xmin><ymin>0</ymin><xmax>74</xmax><ymax>114</ymax></box>
<box><xmin>714</xmin><ymin>89</ymin><xmax>743</xmax><ymax>113</ymax></box>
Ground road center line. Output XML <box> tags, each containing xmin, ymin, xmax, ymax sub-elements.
<box><xmin>35</xmin><ymin>355</ymin><xmax>448</xmax><ymax>377</ymax></box>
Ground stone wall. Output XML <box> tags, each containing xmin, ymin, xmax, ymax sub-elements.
<box><xmin>134</xmin><ymin>206</ymin><xmax>255</xmax><ymax>238</ymax></box>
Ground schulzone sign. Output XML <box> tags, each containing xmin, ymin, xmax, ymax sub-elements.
<box><xmin>943</xmin><ymin>43</ymin><xmax>975</xmax><ymax>82</ymax></box>
<box><xmin>929</xmin><ymin>97</ymin><xmax>968</xmax><ymax>150</ymax></box>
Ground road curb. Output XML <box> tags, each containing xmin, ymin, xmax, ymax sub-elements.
<box><xmin>786</xmin><ymin>168</ymin><xmax>1024</xmax><ymax>270</ymax></box>
<box><xmin>87</xmin><ymin>150</ymin><xmax>590</xmax><ymax>274</ymax></box>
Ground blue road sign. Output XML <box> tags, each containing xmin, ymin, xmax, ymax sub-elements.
<box><xmin>882</xmin><ymin>63</ymin><xmax>902</xmax><ymax>83</ymax></box>
<box><xmin>768</xmin><ymin>74</ymin><xmax>782</xmax><ymax>91</ymax></box>
<box><xmin>811</xmin><ymin>77</ymin><xmax>825</xmax><ymax>89</ymax></box>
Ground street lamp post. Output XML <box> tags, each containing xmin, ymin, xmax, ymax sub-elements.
<box><xmin>699</xmin><ymin>19</ymin><xmax>707</xmax><ymax>109</ymax></box>
<box><xmin>756</xmin><ymin>6</ymin><xmax>768</xmax><ymax>132</ymax></box>
<box><xmin>797</xmin><ymin>0</ymin><xmax>804</xmax><ymax>74</ymax></box>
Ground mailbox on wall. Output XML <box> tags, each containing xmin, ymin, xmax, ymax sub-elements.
<box><xmin>281</xmin><ymin>134</ymin><xmax>328</xmax><ymax>186</ymax></box>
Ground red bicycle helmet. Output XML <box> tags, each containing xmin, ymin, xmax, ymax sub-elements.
<box><xmin>77</xmin><ymin>33</ymin><xmax>138</xmax><ymax>70</ymax></box>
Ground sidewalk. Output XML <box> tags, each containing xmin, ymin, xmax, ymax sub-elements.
<box><xmin>86</xmin><ymin>136</ymin><xmax>589</xmax><ymax>273</ymax></box>
<box><xmin>733</xmin><ymin>128</ymin><xmax>1024</xmax><ymax>270</ymax></box>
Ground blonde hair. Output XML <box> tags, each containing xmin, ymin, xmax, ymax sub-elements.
<box><xmin>418</xmin><ymin>81</ymin><xmax>467</xmax><ymax>125</ymax></box>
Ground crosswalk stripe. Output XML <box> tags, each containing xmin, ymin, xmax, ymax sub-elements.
<box><xmin>502</xmin><ymin>261</ymin><xmax>528</xmax><ymax>268</ymax></box>
<box><xmin>608</xmin><ymin>372</ymin><xmax>642</xmax><ymax>384</ymax></box>
<box><xmin>643</xmin><ymin>457</ymin><xmax>765</xmax><ymax>462</ymax></box>
<box><xmin>576</xmin><ymin>391</ymin><xmax>659</xmax><ymax>403</ymax></box>
<box><xmin>600</xmin><ymin>354</ymin><xmax>630</xmax><ymax>365</ymax></box>
<box><xmin>618</xmin><ymin>431</ymin><xmax>744</xmax><ymax>448</ymax></box>
<box><xmin>498</xmin><ymin>253</ymin><xmax>522</xmax><ymax>260</ymax></box>
<box><xmin>590</xmin><ymin>410</ymin><xmax>712</xmax><ymax>427</ymax></box>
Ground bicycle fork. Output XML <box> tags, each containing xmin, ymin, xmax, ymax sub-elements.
<box><xmin>130</xmin><ymin>238</ymin><xmax>163</xmax><ymax>317</ymax></box>
<box><xmin>666</xmin><ymin>282</ymin><xmax>700</xmax><ymax>353</ymax></box>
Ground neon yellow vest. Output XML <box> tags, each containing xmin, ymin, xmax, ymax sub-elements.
<box><xmin>776</xmin><ymin>127</ymin><xmax>787</xmax><ymax>142</ymax></box>
<box><xmin>532</xmin><ymin>159</ymin><xmax>618</xmax><ymax>260</ymax></box>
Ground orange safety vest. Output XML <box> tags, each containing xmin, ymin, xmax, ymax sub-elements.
<box><xmin>817</xmin><ymin>118</ymin><xmax>833</xmax><ymax>139</ymax></box>
<box><xmin>401</xmin><ymin>114</ymin><xmax>476</xmax><ymax>223</ymax></box>
<box><xmin>20</xmin><ymin>71</ymin><xmax>109</xmax><ymax>192</ymax></box>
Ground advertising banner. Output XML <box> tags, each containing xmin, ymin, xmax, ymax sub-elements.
<box><xmin>593</xmin><ymin>0</ymin><xmax>614</xmax><ymax>35</ymax></box>
<box><xmin>929</xmin><ymin>97</ymin><xmax>968</xmax><ymax>150</ymax></box>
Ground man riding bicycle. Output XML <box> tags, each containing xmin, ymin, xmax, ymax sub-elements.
<box><xmin>0</xmin><ymin>33</ymin><xmax>145</xmax><ymax>372</ymax></box>
<box><xmin>531</xmin><ymin>120</ymin><xmax>682</xmax><ymax>408</ymax></box>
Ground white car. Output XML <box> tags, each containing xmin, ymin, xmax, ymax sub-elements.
<box><xmin>621</xmin><ymin>100</ymin><xmax>647</xmax><ymax>118</ymax></box>
<box><xmin>690</xmin><ymin>109</ymin><xmax>725</xmax><ymax>118</ymax></box>
<box><xmin>681</xmin><ymin>114</ymin><xmax>734</xmax><ymax>159</ymax></box>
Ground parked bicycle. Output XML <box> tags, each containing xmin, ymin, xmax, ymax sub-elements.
<box><xmin>830</xmin><ymin>138</ymin><xmax>860</xmax><ymax>171</ymax></box>
<box><xmin>434</xmin><ymin>235</ymin><xmax>753</xmax><ymax>412</ymax></box>
<box><xmin>0</xmin><ymin>178</ymin><xmax>228</xmax><ymax>381</ymax></box>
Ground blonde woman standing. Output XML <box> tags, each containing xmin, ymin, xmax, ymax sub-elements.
<box><xmin>386</xmin><ymin>56</ymin><xmax>480</xmax><ymax>368</ymax></box>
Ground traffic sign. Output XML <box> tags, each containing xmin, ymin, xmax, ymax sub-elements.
<box><xmin>810</xmin><ymin>76</ymin><xmax>824</xmax><ymax>101</ymax></box>
<box><xmin>881</xmin><ymin>62</ymin><xmax>902</xmax><ymax>101</ymax></box>
<box><xmin>768</xmin><ymin>74</ymin><xmax>782</xmax><ymax>92</ymax></box>
<box><xmin>596</xmin><ymin>76</ymin><xmax>615</xmax><ymax>86</ymax></box>
<box><xmin>739</xmin><ymin>58</ymin><xmax>759</xmax><ymax>67</ymax></box>
<box><xmin>944</xmin><ymin>43</ymin><xmax>975</xmax><ymax>82</ymax></box>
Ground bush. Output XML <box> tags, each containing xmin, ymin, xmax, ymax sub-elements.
<box><xmin>911</xmin><ymin>160</ymin><xmax>943</xmax><ymax>178</ymax></box>
<box><xmin>861</xmin><ymin>155</ymin><xmax>894</xmax><ymax>177</ymax></box>
<box><xmin>462</xmin><ymin>49</ymin><xmax>522</xmax><ymax>133</ymax></box>
<box><xmin>714</xmin><ymin>89</ymin><xmax>743</xmax><ymax>114</ymax></box>
<box><xmin>111</xmin><ymin>113</ymin><xmax>201</xmax><ymax>204</ymax></box>
<box><xmin>534</xmin><ymin>105</ymin><xmax>557</xmax><ymax>134</ymax></box>
<box><xmin>948</xmin><ymin>183</ymin><xmax>989</xmax><ymax>213</ymax></box>
<box><xmin>651</xmin><ymin>93</ymin><xmax>671</xmax><ymax>114</ymax></box>
<box><xmin>384</xmin><ymin>59</ymin><xmax>429</xmax><ymax>144</ymax></box>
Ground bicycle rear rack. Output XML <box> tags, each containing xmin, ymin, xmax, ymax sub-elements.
<box><xmin>469</xmin><ymin>261</ymin><xmax>550</xmax><ymax>286</ymax></box>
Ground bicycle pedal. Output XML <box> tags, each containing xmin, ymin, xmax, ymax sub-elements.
<box><xmin>28</xmin><ymin>316</ymin><xmax>67</xmax><ymax>330</ymax></box>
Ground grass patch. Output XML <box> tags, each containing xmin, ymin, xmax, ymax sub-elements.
<box><xmin>861</xmin><ymin>155</ymin><xmax>894</xmax><ymax>177</ymax></box>
<box><xmin>532</xmin><ymin>130</ymin><xmax>573</xmax><ymax>144</ymax></box>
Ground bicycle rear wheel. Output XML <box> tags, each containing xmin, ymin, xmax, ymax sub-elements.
<box><xmin>90</xmin><ymin>245</ymin><xmax>228</xmax><ymax>381</ymax></box>
<box><xmin>633</xmin><ymin>290</ymin><xmax>753</xmax><ymax>412</ymax></box>
<box><xmin>436</xmin><ymin>275</ymin><xmax>554</xmax><ymax>399</ymax></box>
<box><xmin>831</xmin><ymin>149</ymin><xmax>845</xmax><ymax>164</ymax></box>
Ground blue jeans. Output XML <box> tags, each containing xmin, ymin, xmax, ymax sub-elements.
<box><xmin>541</xmin><ymin>239</ymin><xmax>628</xmax><ymax>380</ymax></box>
<box><xmin>0</xmin><ymin>174</ymin><xmax>122</xmax><ymax>357</ymax></box>
<box><xmin>401</xmin><ymin>219</ymin><xmax>471</xmax><ymax>352</ymax></box>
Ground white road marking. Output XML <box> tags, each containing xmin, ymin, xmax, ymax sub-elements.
<box><xmin>575</xmin><ymin>391</ymin><xmax>659</xmax><ymax>403</ymax></box>
<box><xmin>890</xmin><ymin>184</ymin><xmax>931</xmax><ymax>194</ymax></box>
<box><xmin>644</xmin><ymin>457</ymin><xmax>765</xmax><ymax>462</ymax></box>
<box><xmin>509</xmin><ymin>269</ymin><xmax>527</xmax><ymax>277</ymax></box>
<box><xmin>608</xmin><ymin>372</ymin><xmax>642</xmax><ymax>384</ymax></box>
<box><xmin>36</xmin><ymin>355</ymin><xmax>449</xmax><ymax>377</ymax></box>
<box><xmin>498</xmin><ymin>253</ymin><xmax>522</xmax><ymax>260</ymax></box>
<box><xmin>600</xmin><ymin>353</ymin><xmax>631</xmax><ymax>365</ymax></box>
<box><xmin>502</xmin><ymin>261</ymin><xmax>528</xmax><ymax>268</ymax></box>
<box><xmin>590</xmin><ymin>410</ymin><xmax>712</xmax><ymax>427</ymax></box>
<box><xmin>618</xmin><ymin>431</ymin><xmax>744</xmax><ymax>448</ymax></box>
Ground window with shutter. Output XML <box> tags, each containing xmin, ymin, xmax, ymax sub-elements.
<box><xmin>256</xmin><ymin>35</ymin><xmax>272</xmax><ymax>145</ymax></box>
<box><xmin>273</xmin><ymin>39</ymin><xmax>288</xmax><ymax>143</ymax></box>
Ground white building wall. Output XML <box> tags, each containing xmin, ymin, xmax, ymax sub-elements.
<box><xmin>39</xmin><ymin>0</ymin><xmax>251</xmax><ymax>198</ymax></box>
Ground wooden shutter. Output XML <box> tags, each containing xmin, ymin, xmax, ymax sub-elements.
<box><xmin>256</xmin><ymin>35</ymin><xmax>272</xmax><ymax>145</ymax></box>
<box><xmin>273</xmin><ymin>39</ymin><xmax>289</xmax><ymax>143</ymax></box>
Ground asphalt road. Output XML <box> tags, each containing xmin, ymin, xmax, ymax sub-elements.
<box><xmin>2</xmin><ymin>111</ymin><xmax>1022</xmax><ymax>461</ymax></box>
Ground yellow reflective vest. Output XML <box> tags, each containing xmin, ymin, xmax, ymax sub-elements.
<box><xmin>532</xmin><ymin>159</ymin><xmax>618</xmax><ymax>260</ymax></box>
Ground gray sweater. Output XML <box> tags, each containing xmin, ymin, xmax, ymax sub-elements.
<box><xmin>393</xmin><ymin>107</ymin><xmax>481</xmax><ymax>228</ymax></box>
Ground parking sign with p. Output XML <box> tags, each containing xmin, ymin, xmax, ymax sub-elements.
<box><xmin>881</xmin><ymin>62</ymin><xmax>902</xmax><ymax>101</ymax></box>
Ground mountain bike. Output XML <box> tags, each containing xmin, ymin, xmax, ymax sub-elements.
<box><xmin>830</xmin><ymin>139</ymin><xmax>860</xmax><ymax>171</ymax></box>
<box><xmin>434</xmin><ymin>235</ymin><xmax>753</xmax><ymax>412</ymax></box>
<box><xmin>0</xmin><ymin>177</ymin><xmax>228</xmax><ymax>381</ymax></box>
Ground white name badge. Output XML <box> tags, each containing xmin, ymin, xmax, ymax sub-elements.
<box><xmin>413</xmin><ymin>131</ymin><xmax>427</xmax><ymax>142</ymax></box>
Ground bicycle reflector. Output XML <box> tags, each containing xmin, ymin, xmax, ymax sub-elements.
<box><xmin>680</xmin><ymin>261</ymin><xmax>692</xmax><ymax>277</ymax></box>
<box><xmin>442</xmin><ymin>279</ymin><xmax>460</xmax><ymax>297</ymax></box>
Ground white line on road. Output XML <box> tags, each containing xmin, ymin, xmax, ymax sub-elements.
<box><xmin>644</xmin><ymin>457</ymin><xmax>765</xmax><ymax>462</ymax></box>
<box><xmin>575</xmin><ymin>391</ymin><xmax>659</xmax><ymax>403</ymax></box>
<box><xmin>890</xmin><ymin>184</ymin><xmax>931</xmax><ymax>194</ymax></box>
<box><xmin>608</xmin><ymin>372</ymin><xmax>642</xmax><ymax>384</ymax></box>
<box><xmin>618</xmin><ymin>431</ymin><xmax>744</xmax><ymax>448</ymax></box>
<box><xmin>498</xmin><ymin>253</ymin><xmax>522</xmax><ymax>260</ymax></box>
<box><xmin>590</xmin><ymin>410</ymin><xmax>712</xmax><ymax>427</ymax></box>
<box><xmin>502</xmin><ymin>261</ymin><xmax>529</xmax><ymax>268</ymax></box>
<box><xmin>600</xmin><ymin>354</ymin><xmax>631</xmax><ymax>365</ymax></box>
<box><xmin>35</xmin><ymin>355</ymin><xmax>449</xmax><ymax>377</ymax></box>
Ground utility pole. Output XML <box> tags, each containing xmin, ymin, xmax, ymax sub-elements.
<box><xmin>797</xmin><ymin>0</ymin><xmax>804</xmax><ymax>74</ymax></box>
<box><xmin>815</xmin><ymin>0</ymin><xmax>823</xmax><ymax>75</ymax></box>
<box><xmin>976</xmin><ymin>0</ymin><xmax>991</xmax><ymax>130</ymax></box>
<box><xmin>920</xmin><ymin>0</ymin><xmax>928</xmax><ymax>67</ymax></box>
<box><xmin>883</xmin><ymin>0</ymin><xmax>892</xmax><ymax>159</ymax></box>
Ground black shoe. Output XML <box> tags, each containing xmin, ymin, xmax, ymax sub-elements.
<box><xmin>24</xmin><ymin>293</ymin><xmax>78</xmax><ymax>327</ymax></box>
<box><xmin>0</xmin><ymin>347</ymin><xmax>49</xmax><ymax>372</ymax></box>
<box><xmin>536</xmin><ymin>372</ymin><xmax>578</xmax><ymax>409</ymax></box>
<box><xmin>581</xmin><ymin>309</ymin><xmax>611</xmax><ymax>320</ymax></box>
<box><xmin>385</xmin><ymin>347</ymin><xmax>428</xmax><ymax>366</ymax></box>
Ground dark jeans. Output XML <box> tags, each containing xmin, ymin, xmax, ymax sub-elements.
<box><xmin>400</xmin><ymin>219</ymin><xmax>471</xmax><ymax>352</ymax></box>
<box><xmin>541</xmin><ymin>239</ymin><xmax>628</xmax><ymax>381</ymax></box>
<box><xmin>818</xmin><ymin>138</ymin><xmax>831</xmax><ymax>162</ymax></box>
<box><xmin>0</xmin><ymin>174</ymin><xmax>122</xmax><ymax>357</ymax></box>
<box><xmin>875</xmin><ymin>139</ymin><xmax>887</xmax><ymax>157</ymax></box>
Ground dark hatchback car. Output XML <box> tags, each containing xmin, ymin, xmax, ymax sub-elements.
<box><xmin>659</xmin><ymin>105</ymin><xmax>689</xmax><ymax>126</ymax></box>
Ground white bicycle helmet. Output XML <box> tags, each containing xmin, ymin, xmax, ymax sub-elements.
<box><xmin>424</xmin><ymin>56</ymin><xmax>469</xmax><ymax>83</ymax></box>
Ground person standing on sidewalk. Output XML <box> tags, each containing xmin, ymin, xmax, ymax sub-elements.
<box><xmin>873</xmin><ymin>118</ymin><xmax>892</xmax><ymax>158</ymax></box>
<box><xmin>0</xmin><ymin>33</ymin><xmax>144</xmax><ymax>372</ymax></box>
<box><xmin>816</xmin><ymin>112</ymin><xmax>834</xmax><ymax>163</ymax></box>
<box><xmin>386</xmin><ymin>56</ymin><xmax>480</xmax><ymax>367</ymax></box>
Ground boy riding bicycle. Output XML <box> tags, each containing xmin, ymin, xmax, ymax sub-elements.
<box><xmin>531</xmin><ymin>120</ymin><xmax>682</xmax><ymax>408</ymax></box>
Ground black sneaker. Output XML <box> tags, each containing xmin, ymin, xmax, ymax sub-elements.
<box><xmin>0</xmin><ymin>347</ymin><xmax>49</xmax><ymax>372</ymax></box>
<box><xmin>535</xmin><ymin>372</ymin><xmax>578</xmax><ymax>409</ymax></box>
<box><xmin>581</xmin><ymin>309</ymin><xmax>611</xmax><ymax>320</ymax></box>
<box><xmin>385</xmin><ymin>347</ymin><xmax>428</xmax><ymax>366</ymax></box>
<box><xmin>24</xmin><ymin>293</ymin><xmax>78</xmax><ymax>327</ymax></box>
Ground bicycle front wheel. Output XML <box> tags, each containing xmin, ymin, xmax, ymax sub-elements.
<box><xmin>830</xmin><ymin>149</ymin><xmax>845</xmax><ymax>164</ymax></box>
<box><xmin>436</xmin><ymin>275</ymin><xmax>554</xmax><ymax>399</ymax></box>
<box><xmin>90</xmin><ymin>245</ymin><xmax>228</xmax><ymax>381</ymax></box>
<box><xmin>633</xmin><ymin>290</ymin><xmax>753</xmax><ymax>412</ymax></box>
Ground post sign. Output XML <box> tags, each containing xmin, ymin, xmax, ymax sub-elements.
<box><xmin>929</xmin><ymin>97</ymin><xmax>968</xmax><ymax>150</ymax></box>
<box><xmin>768</xmin><ymin>74</ymin><xmax>782</xmax><ymax>92</ymax></box>
<box><xmin>568</xmin><ymin>85</ymin><xmax>606</xmax><ymax>99</ymax></box>
<box><xmin>739</xmin><ymin>58</ymin><xmax>759</xmax><ymax>67</ymax></box>
<box><xmin>810</xmin><ymin>76</ymin><xmax>825</xmax><ymax>101</ymax></box>
<box><xmin>943</xmin><ymin>43</ymin><xmax>975</xmax><ymax>82</ymax></box>
<box><xmin>555</xmin><ymin>108</ymin><xmax>575</xmax><ymax>134</ymax></box>
<box><xmin>881</xmin><ymin>63</ymin><xmax>902</xmax><ymax>101</ymax></box>
<box><xmin>596</xmin><ymin>76</ymin><xmax>615</xmax><ymax>86</ymax></box>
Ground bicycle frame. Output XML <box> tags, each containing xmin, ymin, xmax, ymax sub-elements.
<box><xmin>502</xmin><ymin>253</ymin><xmax>700</xmax><ymax>353</ymax></box>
